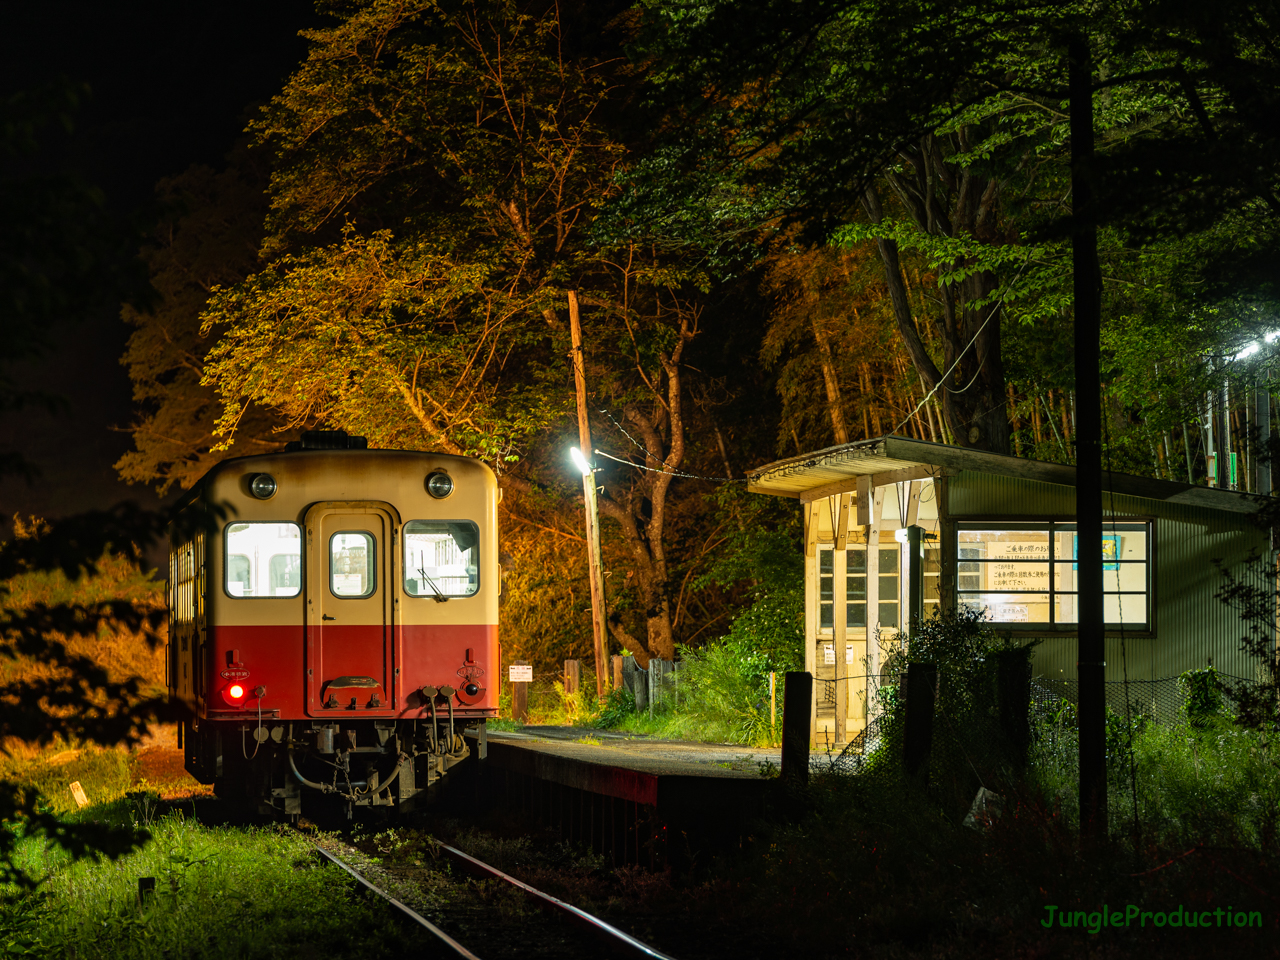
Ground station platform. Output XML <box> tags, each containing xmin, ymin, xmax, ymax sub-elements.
<box><xmin>479</xmin><ymin>727</ymin><xmax>783</xmax><ymax>867</ymax></box>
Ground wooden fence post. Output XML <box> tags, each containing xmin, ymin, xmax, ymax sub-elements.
<box><xmin>903</xmin><ymin>662</ymin><xmax>937</xmax><ymax>782</ymax></box>
<box><xmin>781</xmin><ymin>671</ymin><xmax>813</xmax><ymax>786</ymax></box>
<box><xmin>511</xmin><ymin>659</ymin><xmax>529</xmax><ymax>723</ymax></box>
<box><xmin>996</xmin><ymin>649</ymin><xmax>1031</xmax><ymax>767</ymax></box>
<box><xmin>611</xmin><ymin>655</ymin><xmax>624</xmax><ymax>696</ymax></box>
<box><xmin>564</xmin><ymin>659</ymin><xmax>582</xmax><ymax>723</ymax></box>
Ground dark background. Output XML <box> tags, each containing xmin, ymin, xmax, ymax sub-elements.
<box><xmin>0</xmin><ymin>1</ymin><xmax>320</xmax><ymax>528</ymax></box>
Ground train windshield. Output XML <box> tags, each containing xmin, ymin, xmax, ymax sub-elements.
<box><xmin>403</xmin><ymin>520</ymin><xmax>479</xmax><ymax>598</ymax></box>
<box><xmin>225</xmin><ymin>522</ymin><xmax>302</xmax><ymax>597</ymax></box>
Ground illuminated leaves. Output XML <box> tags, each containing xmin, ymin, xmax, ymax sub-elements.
<box><xmin>202</xmin><ymin>228</ymin><xmax>566</xmax><ymax>456</ymax></box>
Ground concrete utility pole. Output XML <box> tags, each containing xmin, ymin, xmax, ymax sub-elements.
<box><xmin>1069</xmin><ymin>36</ymin><xmax>1107</xmax><ymax>841</ymax></box>
<box><xmin>568</xmin><ymin>291</ymin><xmax>608</xmax><ymax>701</ymax></box>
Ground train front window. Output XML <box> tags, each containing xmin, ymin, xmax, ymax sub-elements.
<box><xmin>224</xmin><ymin>522</ymin><xmax>302</xmax><ymax>597</ymax></box>
<box><xmin>330</xmin><ymin>531</ymin><xmax>376</xmax><ymax>597</ymax></box>
<box><xmin>403</xmin><ymin>520</ymin><xmax>479</xmax><ymax>598</ymax></box>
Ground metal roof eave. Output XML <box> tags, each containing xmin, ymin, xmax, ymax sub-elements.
<box><xmin>746</xmin><ymin>435</ymin><xmax>1268</xmax><ymax>516</ymax></box>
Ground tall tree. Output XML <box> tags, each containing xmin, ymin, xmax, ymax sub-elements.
<box><xmin>202</xmin><ymin>0</ymin><xmax>625</xmax><ymax>460</ymax></box>
<box><xmin>117</xmin><ymin>146</ymin><xmax>287</xmax><ymax>492</ymax></box>
<box><xmin>622</xmin><ymin>0</ymin><xmax>1280</xmax><ymax>462</ymax></box>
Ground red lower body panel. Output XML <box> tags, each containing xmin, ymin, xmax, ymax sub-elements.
<box><xmin>205</xmin><ymin>623</ymin><xmax>498</xmax><ymax>721</ymax></box>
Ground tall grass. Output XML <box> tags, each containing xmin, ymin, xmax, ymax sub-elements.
<box><xmin>2</xmin><ymin>807</ymin><xmax>415</xmax><ymax>958</ymax></box>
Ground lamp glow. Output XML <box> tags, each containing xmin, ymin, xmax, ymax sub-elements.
<box><xmin>569</xmin><ymin>446</ymin><xmax>592</xmax><ymax>476</ymax></box>
<box><xmin>894</xmin><ymin>528</ymin><xmax>909</xmax><ymax>543</ymax></box>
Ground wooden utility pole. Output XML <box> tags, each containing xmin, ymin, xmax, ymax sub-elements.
<box><xmin>569</xmin><ymin>291</ymin><xmax>609</xmax><ymax>700</ymax></box>
<box><xmin>1070</xmin><ymin>36</ymin><xmax>1107</xmax><ymax>840</ymax></box>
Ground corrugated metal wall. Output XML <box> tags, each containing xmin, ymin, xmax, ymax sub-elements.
<box><xmin>948</xmin><ymin>471</ymin><xmax>1270</xmax><ymax>682</ymax></box>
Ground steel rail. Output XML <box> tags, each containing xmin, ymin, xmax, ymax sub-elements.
<box><xmin>314</xmin><ymin>846</ymin><xmax>482</xmax><ymax>960</ymax></box>
<box><xmin>435</xmin><ymin>841</ymin><xmax>679</xmax><ymax>960</ymax></box>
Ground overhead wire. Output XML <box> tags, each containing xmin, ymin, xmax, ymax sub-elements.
<box><xmin>593</xmin><ymin>408</ymin><xmax>745</xmax><ymax>482</ymax></box>
<box><xmin>889</xmin><ymin>257</ymin><xmax>1033</xmax><ymax>436</ymax></box>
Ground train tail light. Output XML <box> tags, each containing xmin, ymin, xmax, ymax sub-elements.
<box><xmin>222</xmin><ymin>682</ymin><xmax>248</xmax><ymax>706</ymax></box>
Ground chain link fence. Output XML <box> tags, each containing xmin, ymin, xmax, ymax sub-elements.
<box><xmin>822</xmin><ymin>668</ymin><xmax>1261</xmax><ymax>798</ymax></box>
<box><xmin>1028</xmin><ymin>674</ymin><xmax>1256</xmax><ymax>727</ymax></box>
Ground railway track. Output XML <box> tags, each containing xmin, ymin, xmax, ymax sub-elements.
<box><xmin>315</xmin><ymin>841</ymin><xmax>679</xmax><ymax>960</ymax></box>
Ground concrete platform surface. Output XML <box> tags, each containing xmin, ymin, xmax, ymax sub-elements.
<box><xmin>488</xmin><ymin>726</ymin><xmax>781</xmax><ymax>779</ymax></box>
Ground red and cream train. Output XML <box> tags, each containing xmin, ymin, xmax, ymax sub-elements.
<box><xmin>168</xmin><ymin>431</ymin><xmax>498</xmax><ymax>815</ymax></box>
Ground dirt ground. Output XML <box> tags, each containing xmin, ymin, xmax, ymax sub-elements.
<box><xmin>128</xmin><ymin>742</ymin><xmax>211</xmax><ymax>799</ymax></box>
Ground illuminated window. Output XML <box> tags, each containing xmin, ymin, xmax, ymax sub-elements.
<box><xmin>403</xmin><ymin>521</ymin><xmax>479</xmax><ymax>598</ymax></box>
<box><xmin>956</xmin><ymin>521</ymin><xmax>1150</xmax><ymax>629</ymax></box>
<box><xmin>817</xmin><ymin>544</ymin><xmax>902</xmax><ymax>632</ymax></box>
<box><xmin>224</xmin><ymin>523</ymin><xmax>302</xmax><ymax>598</ymax></box>
<box><xmin>330</xmin><ymin>531</ymin><xmax>375</xmax><ymax>598</ymax></box>
<box><xmin>819</xmin><ymin>548</ymin><xmax>834</xmax><ymax>630</ymax></box>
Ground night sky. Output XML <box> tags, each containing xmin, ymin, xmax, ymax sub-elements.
<box><xmin>0</xmin><ymin>1</ymin><xmax>320</xmax><ymax>528</ymax></box>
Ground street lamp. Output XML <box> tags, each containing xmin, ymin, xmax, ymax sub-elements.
<box><xmin>570</xmin><ymin>447</ymin><xmax>608</xmax><ymax>701</ymax></box>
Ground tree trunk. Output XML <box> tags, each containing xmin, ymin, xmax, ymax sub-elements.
<box><xmin>597</xmin><ymin>315</ymin><xmax>694</xmax><ymax>664</ymax></box>
<box><xmin>812</xmin><ymin>317</ymin><xmax>850</xmax><ymax>444</ymax></box>
<box><xmin>861</xmin><ymin>145</ymin><xmax>1012</xmax><ymax>454</ymax></box>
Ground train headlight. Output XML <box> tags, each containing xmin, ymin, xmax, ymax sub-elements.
<box><xmin>249</xmin><ymin>473</ymin><xmax>277</xmax><ymax>499</ymax></box>
<box><xmin>426</xmin><ymin>472</ymin><xmax>454</xmax><ymax>498</ymax></box>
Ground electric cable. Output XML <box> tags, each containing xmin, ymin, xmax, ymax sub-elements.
<box><xmin>889</xmin><ymin>258</ymin><xmax>1032</xmax><ymax>437</ymax></box>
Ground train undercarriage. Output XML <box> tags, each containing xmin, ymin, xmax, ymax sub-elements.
<box><xmin>185</xmin><ymin>714</ymin><xmax>484</xmax><ymax>817</ymax></box>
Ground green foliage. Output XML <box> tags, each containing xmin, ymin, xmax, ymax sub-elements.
<box><xmin>1215</xmin><ymin>551</ymin><xmax>1280</xmax><ymax>728</ymax></box>
<box><xmin>694</xmin><ymin>485</ymin><xmax>803</xmax><ymax>681</ymax></box>
<box><xmin>202</xmin><ymin>227</ymin><xmax>566</xmax><ymax>457</ymax></box>
<box><xmin>1179</xmin><ymin>666</ymin><xmax>1227</xmax><ymax>729</ymax></box>
<box><xmin>668</xmin><ymin>641</ymin><xmax>778</xmax><ymax>745</ymax></box>
<box><xmin>202</xmin><ymin>0</ymin><xmax>625</xmax><ymax>459</ymax></box>
<box><xmin>594</xmin><ymin>485</ymin><xmax>806</xmax><ymax>745</ymax></box>
<box><xmin>2</xmin><ymin>813</ymin><xmax>416</xmax><ymax>957</ymax></box>
<box><xmin>592</xmin><ymin>686</ymin><xmax>635</xmax><ymax>730</ymax></box>
<box><xmin>117</xmin><ymin>144</ymin><xmax>281</xmax><ymax>493</ymax></box>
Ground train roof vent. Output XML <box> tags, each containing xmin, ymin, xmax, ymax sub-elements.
<box><xmin>284</xmin><ymin>430</ymin><xmax>369</xmax><ymax>452</ymax></box>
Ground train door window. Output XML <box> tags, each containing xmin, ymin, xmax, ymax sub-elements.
<box><xmin>330</xmin><ymin>532</ymin><xmax>375</xmax><ymax>597</ymax></box>
<box><xmin>403</xmin><ymin>520</ymin><xmax>480</xmax><ymax>598</ymax></box>
<box><xmin>224</xmin><ymin>522</ymin><xmax>302</xmax><ymax>597</ymax></box>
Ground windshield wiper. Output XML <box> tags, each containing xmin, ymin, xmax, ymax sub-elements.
<box><xmin>417</xmin><ymin>565</ymin><xmax>450</xmax><ymax>603</ymax></box>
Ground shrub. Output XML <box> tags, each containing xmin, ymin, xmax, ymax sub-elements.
<box><xmin>1179</xmin><ymin>665</ymin><xmax>1227</xmax><ymax>728</ymax></box>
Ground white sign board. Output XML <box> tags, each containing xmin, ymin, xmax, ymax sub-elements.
<box><xmin>823</xmin><ymin>644</ymin><xmax>835</xmax><ymax>665</ymax></box>
<box><xmin>508</xmin><ymin>664</ymin><xmax>533</xmax><ymax>682</ymax></box>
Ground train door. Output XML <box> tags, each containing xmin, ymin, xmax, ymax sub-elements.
<box><xmin>304</xmin><ymin>502</ymin><xmax>399</xmax><ymax>717</ymax></box>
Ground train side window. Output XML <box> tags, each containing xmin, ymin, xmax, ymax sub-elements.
<box><xmin>224</xmin><ymin>522</ymin><xmax>302</xmax><ymax>598</ymax></box>
<box><xmin>330</xmin><ymin>531</ymin><xmax>376</xmax><ymax>598</ymax></box>
<box><xmin>403</xmin><ymin>520</ymin><xmax>479</xmax><ymax>598</ymax></box>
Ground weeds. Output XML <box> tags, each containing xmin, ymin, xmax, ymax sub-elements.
<box><xmin>3</xmin><ymin>810</ymin><xmax>416</xmax><ymax>958</ymax></box>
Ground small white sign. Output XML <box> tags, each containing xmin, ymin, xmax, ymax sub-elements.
<box><xmin>69</xmin><ymin>781</ymin><xmax>89</xmax><ymax>809</ymax></box>
<box><xmin>823</xmin><ymin>644</ymin><xmax>835</xmax><ymax>665</ymax></box>
<box><xmin>509</xmin><ymin>664</ymin><xmax>533</xmax><ymax>682</ymax></box>
<box><xmin>846</xmin><ymin>643</ymin><xmax>855</xmax><ymax>665</ymax></box>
